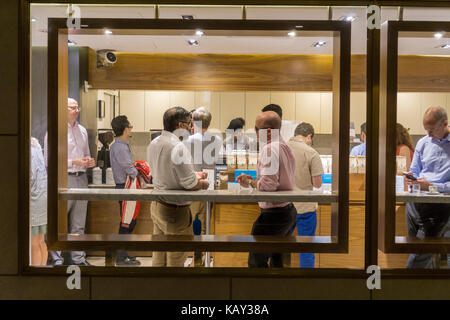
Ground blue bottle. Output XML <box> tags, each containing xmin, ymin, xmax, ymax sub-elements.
<box><xmin>193</xmin><ymin>213</ymin><xmax>202</xmax><ymax>236</ymax></box>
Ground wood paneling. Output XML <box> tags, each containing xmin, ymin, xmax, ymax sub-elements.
<box><xmin>89</xmin><ymin>51</ymin><xmax>450</xmax><ymax>92</ymax></box>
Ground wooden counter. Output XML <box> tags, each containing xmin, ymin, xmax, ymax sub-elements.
<box><xmin>85</xmin><ymin>174</ymin><xmax>409</xmax><ymax>268</ymax></box>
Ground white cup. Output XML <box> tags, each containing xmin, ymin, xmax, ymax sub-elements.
<box><xmin>428</xmin><ymin>185</ymin><xmax>438</xmax><ymax>194</ymax></box>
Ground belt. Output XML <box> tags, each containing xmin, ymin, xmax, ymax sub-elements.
<box><xmin>68</xmin><ymin>171</ymin><xmax>85</xmax><ymax>176</ymax></box>
<box><xmin>158</xmin><ymin>200</ymin><xmax>190</xmax><ymax>208</ymax></box>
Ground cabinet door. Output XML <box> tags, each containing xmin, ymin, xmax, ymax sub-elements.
<box><xmin>320</xmin><ymin>93</ymin><xmax>333</xmax><ymax>134</ymax></box>
<box><xmin>170</xmin><ymin>91</ymin><xmax>195</xmax><ymax>110</ymax></box>
<box><xmin>447</xmin><ymin>93</ymin><xmax>450</xmax><ymax>116</ymax></box>
<box><xmin>144</xmin><ymin>91</ymin><xmax>170</xmax><ymax>131</ymax></box>
<box><xmin>220</xmin><ymin>92</ymin><xmax>245</xmax><ymax>132</ymax></box>
<box><xmin>397</xmin><ymin>93</ymin><xmax>422</xmax><ymax>135</ymax></box>
<box><xmin>119</xmin><ymin>90</ymin><xmax>145</xmax><ymax>132</ymax></box>
<box><xmin>295</xmin><ymin>92</ymin><xmax>321</xmax><ymax>132</ymax></box>
<box><xmin>194</xmin><ymin>91</ymin><xmax>221</xmax><ymax>131</ymax></box>
<box><xmin>245</xmin><ymin>91</ymin><xmax>270</xmax><ymax>129</ymax></box>
<box><xmin>271</xmin><ymin>91</ymin><xmax>295</xmax><ymax>121</ymax></box>
<box><xmin>350</xmin><ymin>92</ymin><xmax>366</xmax><ymax>133</ymax></box>
<box><xmin>421</xmin><ymin>93</ymin><xmax>447</xmax><ymax>134</ymax></box>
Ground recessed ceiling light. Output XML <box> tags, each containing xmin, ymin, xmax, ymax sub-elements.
<box><xmin>195</xmin><ymin>30</ymin><xmax>204</xmax><ymax>36</ymax></box>
<box><xmin>312</xmin><ymin>41</ymin><xmax>326</xmax><ymax>48</ymax></box>
<box><xmin>438</xmin><ymin>43</ymin><xmax>450</xmax><ymax>49</ymax></box>
<box><xmin>434</xmin><ymin>32</ymin><xmax>444</xmax><ymax>39</ymax></box>
<box><xmin>295</xmin><ymin>25</ymin><xmax>303</xmax><ymax>29</ymax></box>
<box><xmin>105</xmin><ymin>30</ymin><xmax>112</xmax><ymax>35</ymax></box>
<box><xmin>188</xmin><ymin>39</ymin><xmax>199</xmax><ymax>46</ymax></box>
<box><xmin>182</xmin><ymin>15</ymin><xmax>194</xmax><ymax>20</ymax></box>
<box><xmin>340</xmin><ymin>15</ymin><xmax>357</xmax><ymax>22</ymax></box>
<box><xmin>31</xmin><ymin>17</ymin><xmax>37</xmax><ymax>22</ymax></box>
<box><xmin>288</xmin><ymin>31</ymin><xmax>296</xmax><ymax>37</ymax></box>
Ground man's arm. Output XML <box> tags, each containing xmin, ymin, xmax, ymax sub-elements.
<box><xmin>115</xmin><ymin>145</ymin><xmax>138</xmax><ymax>179</ymax></box>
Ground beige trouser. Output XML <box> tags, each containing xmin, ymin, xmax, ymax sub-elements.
<box><xmin>151</xmin><ymin>201</ymin><xmax>193</xmax><ymax>267</ymax></box>
<box><xmin>189</xmin><ymin>201</ymin><xmax>206</xmax><ymax>235</ymax></box>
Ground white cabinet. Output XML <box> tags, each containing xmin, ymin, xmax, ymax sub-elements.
<box><xmin>350</xmin><ymin>92</ymin><xmax>366</xmax><ymax>133</ymax></box>
<box><xmin>144</xmin><ymin>91</ymin><xmax>170</xmax><ymax>131</ymax></box>
<box><xmin>170</xmin><ymin>91</ymin><xmax>195</xmax><ymax>110</ymax></box>
<box><xmin>219</xmin><ymin>92</ymin><xmax>245</xmax><ymax>132</ymax></box>
<box><xmin>397</xmin><ymin>93</ymin><xmax>422</xmax><ymax>134</ymax></box>
<box><xmin>245</xmin><ymin>91</ymin><xmax>270</xmax><ymax>129</ymax></box>
<box><xmin>271</xmin><ymin>91</ymin><xmax>295</xmax><ymax>121</ymax></box>
<box><xmin>194</xmin><ymin>91</ymin><xmax>221</xmax><ymax>131</ymax></box>
<box><xmin>295</xmin><ymin>92</ymin><xmax>321</xmax><ymax>132</ymax></box>
<box><xmin>119</xmin><ymin>90</ymin><xmax>145</xmax><ymax>132</ymax></box>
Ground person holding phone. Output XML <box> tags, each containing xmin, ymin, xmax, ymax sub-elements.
<box><xmin>403</xmin><ymin>106</ymin><xmax>450</xmax><ymax>269</ymax></box>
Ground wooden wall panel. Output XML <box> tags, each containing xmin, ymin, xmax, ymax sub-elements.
<box><xmin>89</xmin><ymin>51</ymin><xmax>450</xmax><ymax>92</ymax></box>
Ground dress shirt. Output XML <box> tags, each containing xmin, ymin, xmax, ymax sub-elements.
<box><xmin>109</xmin><ymin>138</ymin><xmax>138</xmax><ymax>184</ymax></box>
<box><xmin>257</xmin><ymin>136</ymin><xmax>296</xmax><ymax>209</ymax></box>
<box><xmin>350</xmin><ymin>141</ymin><xmax>366</xmax><ymax>156</ymax></box>
<box><xmin>30</xmin><ymin>138</ymin><xmax>48</xmax><ymax>227</ymax></box>
<box><xmin>185</xmin><ymin>131</ymin><xmax>223</xmax><ymax>171</ymax></box>
<box><xmin>410</xmin><ymin>133</ymin><xmax>450</xmax><ymax>193</ymax></box>
<box><xmin>44</xmin><ymin>122</ymin><xmax>91</xmax><ymax>172</ymax></box>
<box><xmin>148</xmin><ymin>130</ymin><xmax>198</xmax><ymax>205</ymax></box>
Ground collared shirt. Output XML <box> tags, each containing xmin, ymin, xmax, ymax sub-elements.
<box><xmin>30</xmin><ymin>138</ymin><xmax>47</xmax><ymax>227</ymax></box>
<box><xmin>350</xmin><ymin>141</ymin><xmax>366</xmax><ymax>156</ymax></box>
<box><xmin>185</xmin><ymin>131</ymin><xmax>223</xmax><ymax>171</ymax></box>
<box><xmin>110</xmin><ymin>138</ymin><xmax>138</xmax><ymax>184</ymax></box>
<box><xmin>410</xmin><ymin>133</ymin><xmax>450</xmax><ymax>193</ymax></box>
<box><xmin>148</xmin><ymin>130</ymin><xmax>198</xmax><ymax>205</ymax></box>
<box><xmin>288</xmin><ymin>136</ymin><xmax>324</xmax><ymax>214</ymax></box>
<box><xmin>44</xmin><ymin>122</ymin><xmax>91</xmax><ymax>172</ymax></box>
<box><xmin>257</xmin><ymin>136</ymin><xmax>296</xmax><ymax>209</ymax></box>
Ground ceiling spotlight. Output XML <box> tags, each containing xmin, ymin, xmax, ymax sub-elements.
<box><xmin>288</xmin><ymin>31</ymin><xmax>296</xmax><ymax>37</ymax></box>
<box><xmin>312</xmin><ymin>41</ymin><xmax>326</xmax><ymax>48</ymax></box>
<box><xmin>188</xmin><ymin>39</ymin><xmax>199</xmax><ymax>46</ymax></box>
<box><xmin>438</xmin><ymin>43</ymin><xmax>450</xmax><ymax>49</ymax></box>
<box><xmin>434</xmin><ymin>32</ymin><xmax>444</xmax><ymax>39</ymax></box>
<box><xmin>105</xmin><ymin>30</ymin><xmax>113</xmax><ymax>35</ymax></box>
<box><xmin>182</xmin><ymin>15</ymin><xmax>194</xmax><ymax>20</ymax></box>
<box><xmin>31</xmin><ymin>17</ymin><xmax>37</xmax><ymax>22</ymax></box>
<box><xmin>340</xmin><ymin>15</ymin><xmax>357</xmax><ymax>22</ymax></box>
<box><xmin>195</xmin><ymin>30</ymin><xmax>204</xmax><ymax>36</ymax></box>
<box><xmin>295</xmin><ymin>25</ymin><xmax>303</xmax><ymax>29</ymax></box>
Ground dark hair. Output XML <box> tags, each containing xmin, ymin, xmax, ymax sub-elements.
<box><xmin>361</xmin><ymin>122</ymin><xmax>367</xmax><ymax>135</ymax></box>
<box><xmin>163</xmin><ymin>106</ymin><xmax>190</xmax><ymax>132</ymax></box>
<box><xmin>262</xmin><ymin>104</ymin><xmax>283</xmax><ymax>119</ymax></box>
<box><xmin>294</xmin><ymin>122</ymin><xmax>315</xmax><ymax>138</ymax></box>
<box><xmin>111</xmin><ymin>115</ymin><xmax>130</xmax><ymax>137</ymax></box>
<box><xmin>227</xmin><ymin>117</ymin><xmax>245</xmax><ymax>130</ymax></box>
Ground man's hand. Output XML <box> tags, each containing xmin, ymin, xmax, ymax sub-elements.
<box><xmin>416</xmin><ymin>177</ymin><xmax>432</xmax><ymax>191</ymax></box>
<box><xmin>73</xmin><ymin>158</ymin><xmax>95</xmax><ymax>168</ymax></box>
<box><xmin>200</xmin><ymin>179</ymin><xmax>210</xmax><ymax>190</ymax></box>
<box><xmin>195</xmin><ymin>171</ymin><xmax>208</xmax><ymax>180</ymax></box>
<box><xmin>87</xmin><ymin>157</ymin><xmax>95</xmax><ymax>168</ymax></box>
<box><xmin>236</xmin><ymin>174</ymin><xmax>254</xmax><ymax>188</ymax></box>
<box><xmin>404</xmin><ymin>171</ymin><xmax>416</xmax><ymax>185</ymax></box>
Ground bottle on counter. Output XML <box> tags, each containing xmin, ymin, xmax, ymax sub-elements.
<box><xmin>106</xmin><ymin>167</ymin><xmax>115</xmax><ymax>185</ymax></box>
<box><xmin>92</xmin><ymin>167</ymin><xmax>102</xmax><ymax>185</ymax></box>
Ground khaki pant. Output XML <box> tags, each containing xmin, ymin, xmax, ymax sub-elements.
<box><xmin>190</xmin><ymin>201</ymin><xmax>206</xmax><ymax>235</ymax></box>
<box><xmin>151</xmin><ymin>201</ymin><xmax>193</xmax><ymax>267</ymax></box>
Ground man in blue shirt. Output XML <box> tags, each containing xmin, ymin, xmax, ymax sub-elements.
<box><xmin>110</xmin><ymin>115</ymin><xmax>141</xmax><ymax>266</ymax></box>
<box><xmin>350</xmin><ymin>122</ymin><xmax>366</xmax><ymax>156</ymax></box>
<box><xmin>404</xmin><ymin>106</ymin><xmax>450</xmax><ymax>268</ymax></box>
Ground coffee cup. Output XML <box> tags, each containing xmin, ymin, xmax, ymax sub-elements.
<box><xmin>428</xmin><ymin>185</ymin><xmax>438</xmax><ymax>194</ymax></box>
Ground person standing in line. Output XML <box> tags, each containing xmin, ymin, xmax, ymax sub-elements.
<box><xmin>44</xmin><ymin>98</ymin><xmax>95</xmax><ymax>266</ymax></box>
<box><xmin>237</xmin><ymin>111</ymin><xmax>297</xmax><ymax>268</ymax></box>
<box><xmin>110</xmin><ymin>115</ymin><xmax>141</xmax><ymax>266</ymax></box>
<box><xmin>30</xmin><ymin>137</ymin><xmax>48</xmax><ymax>266</ymax></box>
<box><xmin>404</xmin><ymin>106</ymin><xmax>450</xmax><ymax>268</ymax></box>
<box><xmin>287</xmin><ymin>123</ymin><xmax>324</xmax><ymax>268</ymax></box>
<box><xmin>148</xmin><ymin>107</ymin><xmax>210</xmax><ymax>267</ymax></box>
<box><xmin>350</xmin><ymin>122</ymin><xmax>367</xmax><ymax>156</ymax></box>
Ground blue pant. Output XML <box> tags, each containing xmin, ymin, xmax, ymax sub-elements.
<box><xmin>296</xmin><ymin>211</ymin><xmax>317</xmax><ymax>268</ymax></box>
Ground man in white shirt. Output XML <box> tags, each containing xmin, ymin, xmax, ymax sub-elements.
<box><xmin>148</xmin><ymin>106</ymin><xmax>210</xmax><ymax>267</ymax></box>
<box><xmin>44</xmin><ymin>98</ymin><xmax>95</xmax><ymax>266</ymax></box>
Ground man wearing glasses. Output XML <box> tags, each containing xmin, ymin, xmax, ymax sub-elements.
<box><xmin>44</xmin><ymin>98</ymin><xmax>95</xmax><ymax>266</ymax></box>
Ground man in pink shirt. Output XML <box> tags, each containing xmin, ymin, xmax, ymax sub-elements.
<box><xmin>237</xmin><ymin>111</ymin><xmax>297</xmax><ymax>268</ymax></box>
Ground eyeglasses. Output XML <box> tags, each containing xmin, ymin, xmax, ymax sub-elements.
<box><xmin>68</xmin><ymin>106</ymin><xmax>81</xmax><ymax>111</ymax></box>
<box><xmin>127</xmin><ymin>125</ymin><xmax>133</xmax><ymax>129</ymax></box>
<box><xmin>180</xmin><ymin>120</ymin><xmax>192</xmax><ymax>128</ymax></box>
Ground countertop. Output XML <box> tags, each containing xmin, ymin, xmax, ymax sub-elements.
<box><xmin>396</xmin><ymin>192</ymin><xmax>450</xmax><ymax>203</ymax></box>
<box><xmin>60</xmin><ymin>188</ymin><xmax>338</xmax><ymax>203</ymax></box>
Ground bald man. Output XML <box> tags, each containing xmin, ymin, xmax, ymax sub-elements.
<box><xmin>404</xmin><ymin>106</ymin><xmax>450</xmax><ymax>269</ymax></box>
<box><xmin>44</xmin><ymin>98</ymin><xmax>95</xmax><ymax>266</ymax></box>
<box><xmin>237</xmin><ymin>111</ymin><xmax>297</xmax><ymax>268</ymax></box>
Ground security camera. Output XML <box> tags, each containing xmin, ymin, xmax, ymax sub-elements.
<box><xmin>97</xmin><ymin>49</ymin><xmax>117</xmax><ymax>68</ymax></box>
